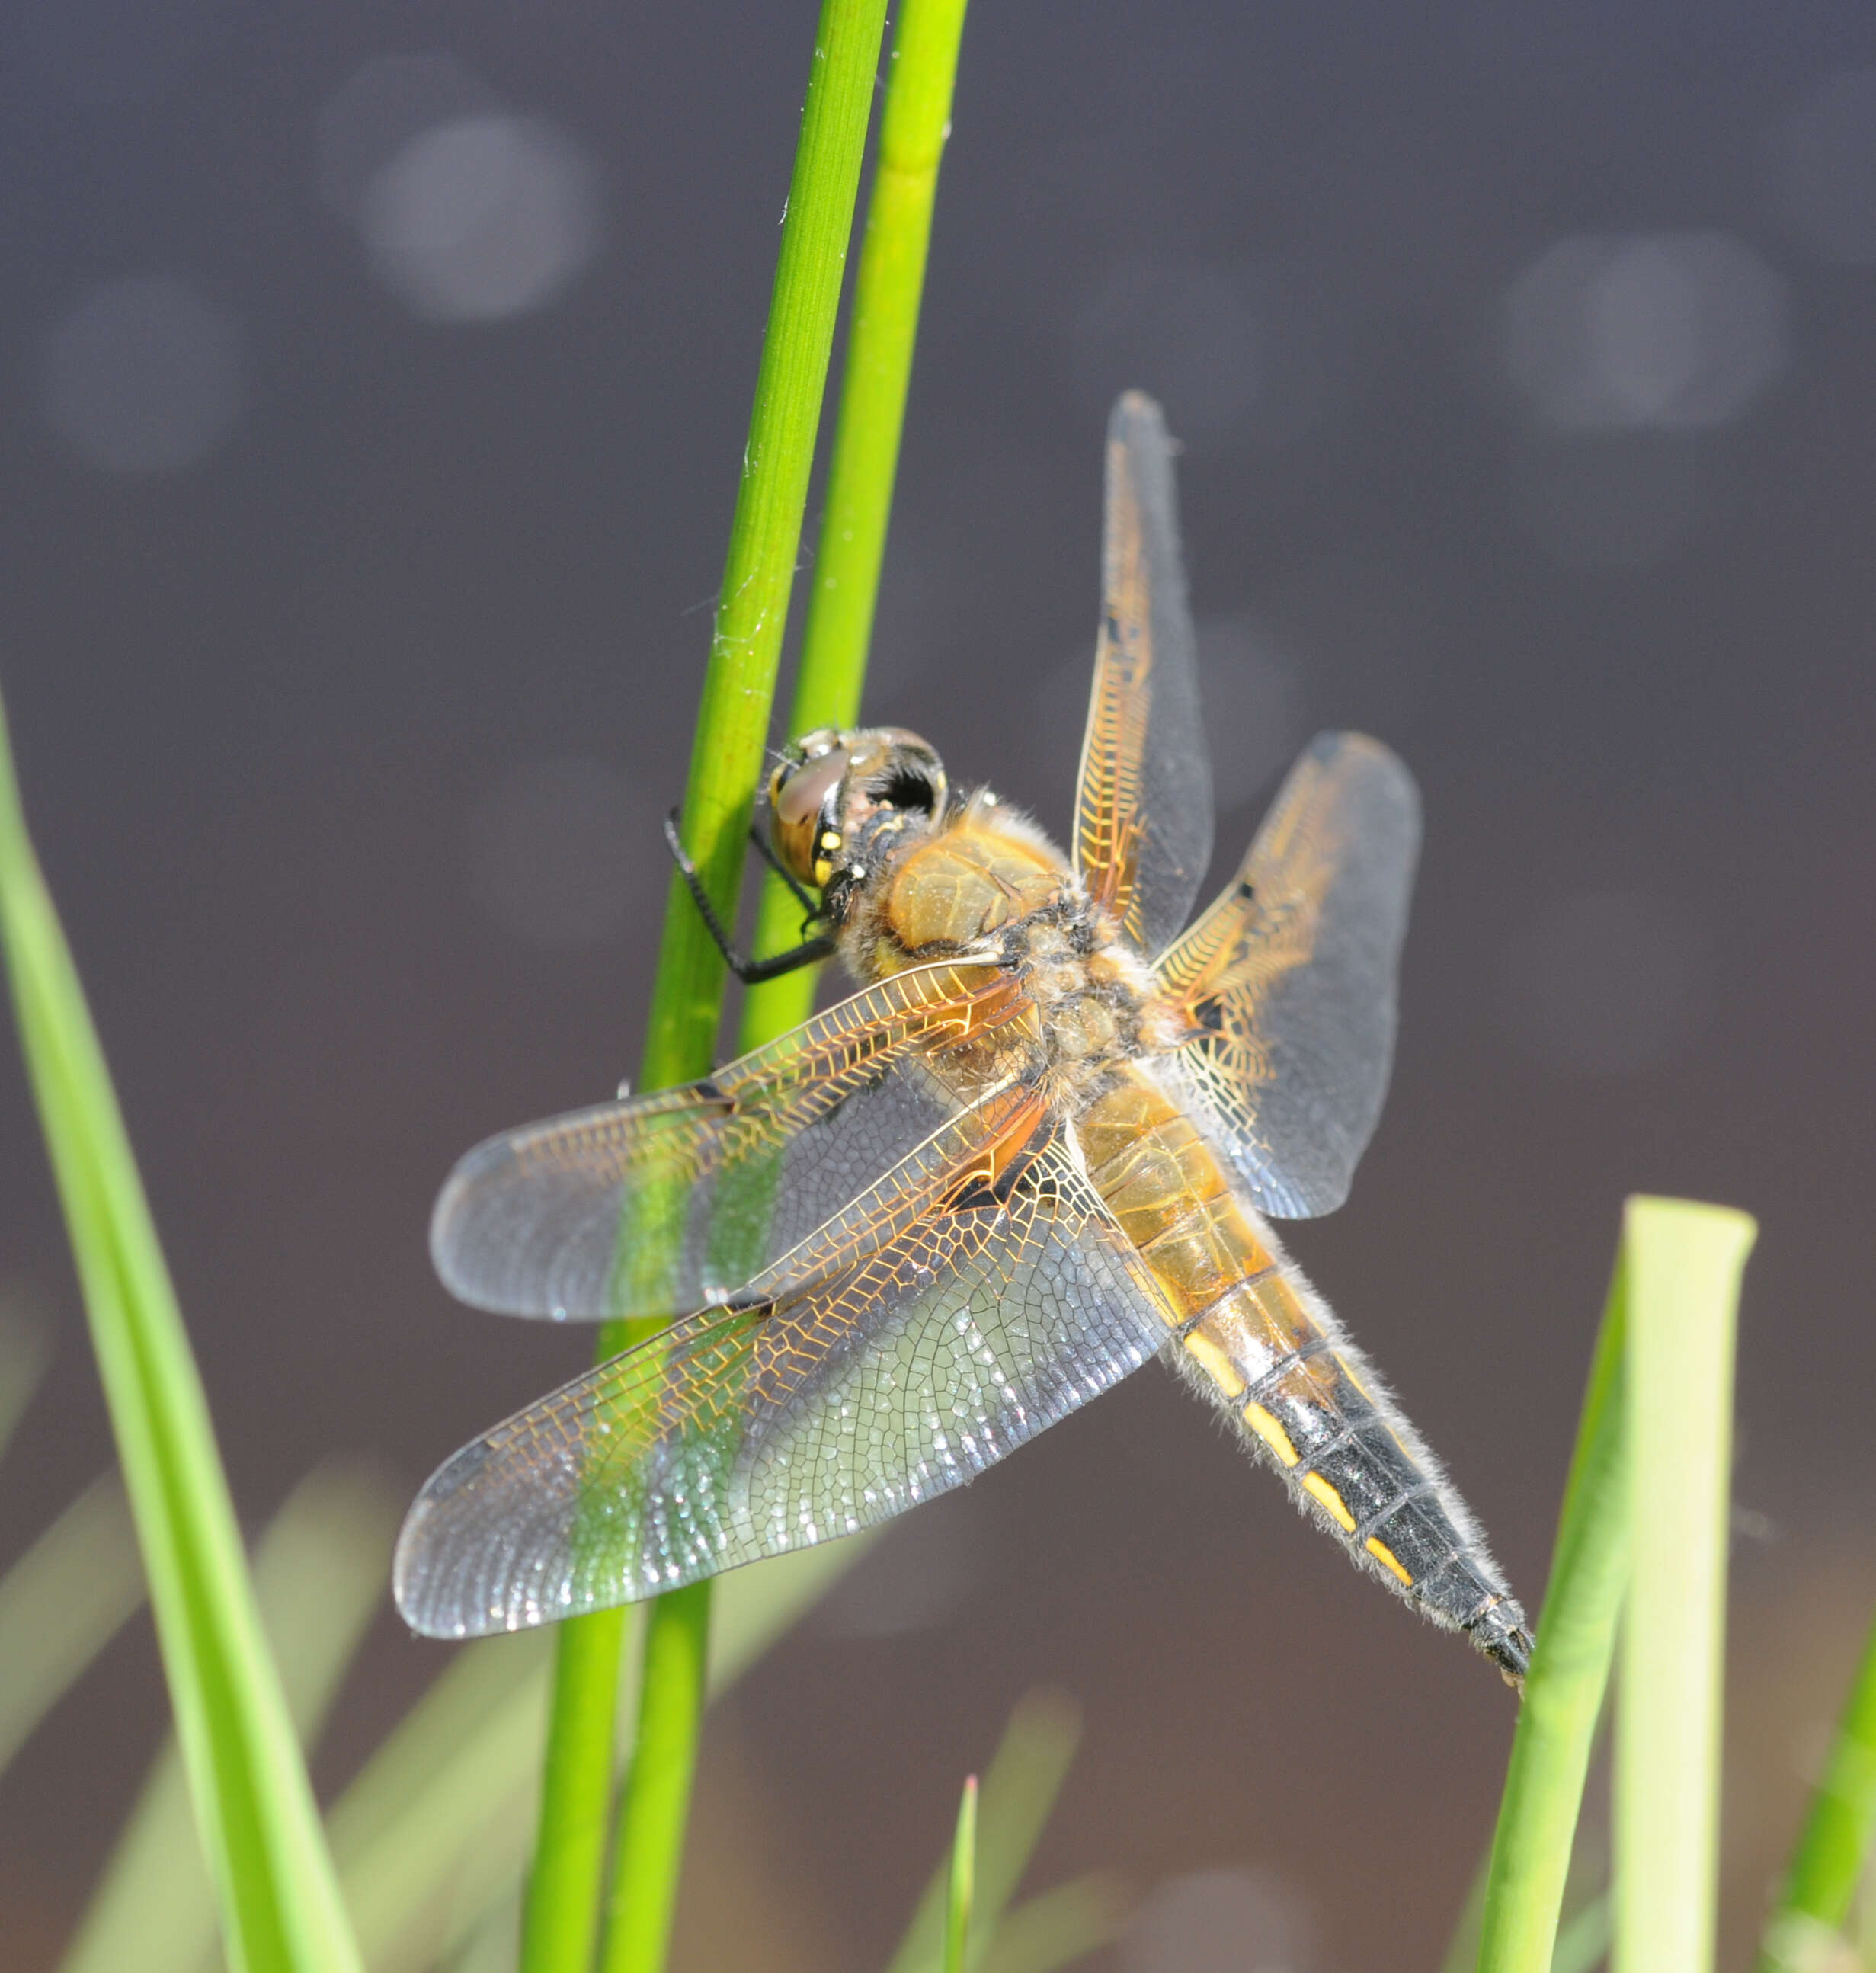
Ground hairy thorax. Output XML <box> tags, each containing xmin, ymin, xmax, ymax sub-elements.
<box><xmin>837</xmin><ymin>792</ymin><xmax>1188</xmax><ymax>1087</ymax></box>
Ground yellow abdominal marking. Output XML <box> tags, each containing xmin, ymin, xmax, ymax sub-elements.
<box><xmin>1181</xmin><ymin>1328</ymin><xmax>1245</xmax><ymax>1397</ymax></box>
<box><xmin>1241</xmin><ymin>1401</ymin><xmax>1299</xmax><ymax>1468</ymax></box>
<box><xmin>1365</xmin><ymin>1537</ymin><xmax>1413</xmax><ymax>1586</ymax></box>
<box><xmin>1302</xmin><ymin>1472</ymin><xmax>1356</xmax><ymax>1531</ymax></box>
<box><xmin>1334</xmin><ymin>1353</ymin><xmax>1373</xmax><ymax>1403</ymax></box>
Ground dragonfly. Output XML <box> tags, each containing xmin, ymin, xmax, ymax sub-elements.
<box><xmin>394</xmin><ymin>391</ymin><xmax>1532</xmax><ymax>1682</ymax></box>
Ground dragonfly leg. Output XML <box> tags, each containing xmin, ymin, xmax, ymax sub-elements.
<box><xmin>661</xmin><ymin>810</ymin><xmax>837</xmax><ymax>985</ymax></box>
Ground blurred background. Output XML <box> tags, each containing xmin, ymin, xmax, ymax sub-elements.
<box><xmin>3</xmin><ymin>1</ymin><xmax>1875</xmax><ymax>1967</ymax></box>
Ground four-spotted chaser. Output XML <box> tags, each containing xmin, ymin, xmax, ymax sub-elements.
<box><xmin>394</xmin><ymin>392</ymin><xmax>1532</xmax><ymax>1681</ymax></box>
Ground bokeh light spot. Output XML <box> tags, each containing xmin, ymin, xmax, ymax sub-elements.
<box><xmin>359</xmin><ymin>113</ymin><xmax>602</xmax><ymax>324</ymax></box>
<box><xmin>315</xmin><ymin>53</ymin><xmax>498</xmax><ymax>225</ymax></box>
<box><xmin>1505</xmin><ymin>232</ymin><xmax>1786</xmax><ymax>431</ymax></box>
<box><xmin>39</xmin><ymin>277</ymin><xmax>246</xmax><ymax>476</ymax></box>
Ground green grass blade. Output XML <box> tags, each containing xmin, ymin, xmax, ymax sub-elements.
<box><xmin>1474</xmin><ymin>1244</ymin><xmax>1631</xmax><ymax>1973</ymax></box>
<box><xmin>976</xmin><ymin>1875</ymin><xmax>1131</xmax><ymax>1973</ymax></box>
<box><xmin>60</xmin><ymin>1463</ymin><xmax>399</xmax><ymax>1973</ymax></box>
<box><xmin>0</xmin><ymin>1471</ymin><xmax>142</xmax><ymax>1776</ymax></box>
<box><xmin>334</xmin><ymin>1633</ymin><xmax>553</xmax><ymax>1973</ymax></box>
<box><xmin>945</xmin><ymin>1775</ymin><xmax>979</xmax><ymax>1973</ymax></box>
<box><xmin>446</xmin><ymin>1885</ymin><xmax>523</xmax><ymax>1973</ymax></box>
<box><xmin>0</xmin><ymin>1300</ymin><xmax>51</xmax><ymax>1465</ymax></box>
<box><xmin>336</xmin><ymin>1537</ymin><xmax>872</xmax><ymax>1973</ymax></box>
<box><xmin>0</xmin><ymin>685</ymin><xmax>360</xmax><ymax>1973</ymax></box>
<box><xmin>887</xmin><ymin>1690</ymin><xmax>1084</xmax><ymax>1973</ymax></box>
<box><xmin>1551</xmin><ymin>1892</ymin><xmax>1612</xmax><ymax>1973</ymax></box>
<box><xmin>1612</xmin><ymin>1196</ymin><xmax>1756</xmax><ymax>1973</ymax></box>
<box><xmin>1441</xmin><ymin>1860</ymin><xmax>1489</xmax><ymax>1973</ymax></box>
<box><xmin>1755</xmin><ymin>1603</ymin><xmax>1876</xmax><ymax>1970</ymax></box>
<box><xmin>738</xmin><ymin>0</ymin><xmax>972</xmax><ymax>1053</ymax></box>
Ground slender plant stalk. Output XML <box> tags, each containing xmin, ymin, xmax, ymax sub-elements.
<box><xmin>61</xmin><ymin>1465</ymin><xmax>395</xmax><ymax>1973</ymax></box>
<box><xmin>598</xmin><ymin>1578</ymin><xmax>710</xmax><ymax>1973</ymax></box>
<box><xmin>593</xmin><ymin>6</ymin><xmax>968</xmax><ymax>1967</ymax></box>
<box><xmin>520</xmin><ymin>1605</ymin><xmax>629</xmax><ymax>1973</ymax></box>
<box><xmin>632</xmin><ymin>0</ymin><xmax>892</xmax><ymax>1105</ymax></box>
<box><xmin>531</xmin><ymin>6</ymin><xmax>895</xmax><ymax>1973</ymax></box>
<box><xmin>887</xmin><ymin>1690</ymin><xmax>1084</xmax><ymax>1973</ymax></box>
<box><xmin>1756</xmin><ymin>1609</ymin><xmax>1876</xmax><ymax>1971</ymax></box>
<box><xmin>1474</xmin><ymin>1242</ymin><xmax>1632</xmax><ymax>1973</ymax></box>
<box><xmin>792</xmin><ymin>0</ymin><xmax>970</xmax><ymax>729</ymax></box>
<box><xmin>738</xmin><ymin>0</ymin><xmax>972</xmax><ymax>1052</ymax></box>
<box><xmin>0</xmin><ymin>686</ymin><xmax>361</xmax><ymax>1973</ymax></box>
<box><xmin>0</xmin><ymin>1474</ymin><xmax>142</xmax><ymax>1779</ymax></box>
<box><xmin>945</xmin><ymin>1775</ymin><xmax>980</xmax><ymax>1973</ymax></box>
<box><xmin>1612</xmin><ymin>1196</ymin><xmax>1756</xmax><ymax>1973</ymax></box>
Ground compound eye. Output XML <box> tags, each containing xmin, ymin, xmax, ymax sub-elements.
<box><xmin>775</xmin><ymin>745</ymin><xmax>848</xmax><ymax>825</ymax></box>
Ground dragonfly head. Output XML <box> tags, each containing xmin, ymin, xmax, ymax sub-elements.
<box><xmin>767</xmin><ymin>726</ymin><xmax>949</xmax><ymax>898</ymax></box>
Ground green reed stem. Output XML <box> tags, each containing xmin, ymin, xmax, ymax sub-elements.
<box><xmin>1755</xmin><ymin>1606</ymin><xmax>1876</xmax><ymax>1972</ymax></box>
<box><xmin>1612</xmin><ymin>1197</ymin><xmax>1756</xmax><ymax>1973</ymax></box>
<box><xmin>0</xmin><ymin>684</ymin><xmax>361</xmax><ymax>1973</ymax></box>
<box><xmin>597</xmin><ymin>1579</ymin><xmax>711</xmax><ymax>1973</ymax></box>
<box><xmin>738</xmin><ymin>0</ymin><xmax>972</xmax><ymax>1054</ymax></box>
<box><xmin>792</xmin><ymin>0</ymin><xmax>970</xmax><ymax>730</ymax></box>
<box><xmin>1474</xmin><ymin>1228</ymin><xmax>1631</xmax><ymax>1973</ymax></box>
<box><xmin>521</xmin><ymin>6</ymin><xmax>895</xmax><ymax>1973</ymax></box>
<box><xmin>520</xmin><ymin>1605</ymin><xmax>629</xmax><ymax>1973</ymax></box>
<box><xmin>944</xmin><ymin>1774</ymin><xmax>980</xmax><ymax>1973</ymax></box>
<box><xmin>632</xmin><ymin>0</ymin><xmax>892</xmax><ymax>1106</ymax></box>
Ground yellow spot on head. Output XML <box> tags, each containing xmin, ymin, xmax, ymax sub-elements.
<box><xmin>1302</xmin><ymin>1472</ymin><xmax>1356</xmax><ymax>1532</ymax></box>
<box><xmin>1241</xmin><ymin>1401</ymin><xmax>1299</xmax><ymax>1468</ymax></box>
<box><xmin>1365</xmin><ymin>1536</ymin><xmax>1413</xmax><ymax>1586</ymax></box>
<box><xmin>1182</xmin><ymin>1329</ymin><xmax>1245</xmax><ymax>1398</ymax></box>
<box><xmin>821</xmin><ymin>829</ymin><xmax>842</xmax><ymax>850</ymax></box>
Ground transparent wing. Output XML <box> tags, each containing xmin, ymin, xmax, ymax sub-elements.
<box><xmin>1152</xmin><ymin>732</ymin><xmax>1420</xmax><ymax>1218</ymax></box>
<box><xmin>431</xmin><ymin>959</ymin><xmax>1035</xmax><ymax>1321</ymax></box>
<box><xmin>395</xmin><ymin>1110</ymin><xmax>1172</xmax><ymax>1638</ymax></box>
<box><xmin>1073</xmin><ymin>391</ymin><xmax>1212</xmax><ymax>959</ymax></box>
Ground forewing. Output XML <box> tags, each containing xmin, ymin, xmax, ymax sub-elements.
<box><xmin>1152</xmin><ymin>732</ymin><xmax>1420</xmax><ymax>1218</ymax></box>
<box><xmin>395</xmin><ymin>1116</ymin><xmax>1171</xmax><ymax>1637</ymax></box>
<box><xmin>1073</xmin><ymin>392</ymin><xmax>1212</xmax><ymax>958</ymax></box>
<box><xmin>431</xmin><ymin>959</ymin><xmax>1031</xmax><ymax>1320</ymax></box>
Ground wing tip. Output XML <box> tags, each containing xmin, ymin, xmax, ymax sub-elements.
<box><xmin>1109</xmin><ymin>388</ymin><xmax>1170</xmax><ymax>453</ymax></box>
<box><xmin>427</xmin><ymin>1130</ymin><xmax>519</xmax><ymax>1305</ymax></box>
<box><xmin>393</xmin><ymin>1437</ymin><xmax>516</xmax><ymax>1640</ymax></box>
<box><xmin>1299</xmin><ymin>731</ymin><xmax>1422</xmax><ymax>834</ymax></box>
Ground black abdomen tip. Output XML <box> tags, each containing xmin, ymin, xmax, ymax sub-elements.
<box><xmin>1468</xmin><ymin>1600</ymin><xmax>1535</xmax><ymax>1688</ymax></box>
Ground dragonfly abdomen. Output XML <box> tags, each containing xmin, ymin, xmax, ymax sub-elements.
<box><xmin>1077</xmin><ymin>1068</ymin><xmax>1532</xmax><ymax>1682</ymax></box>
